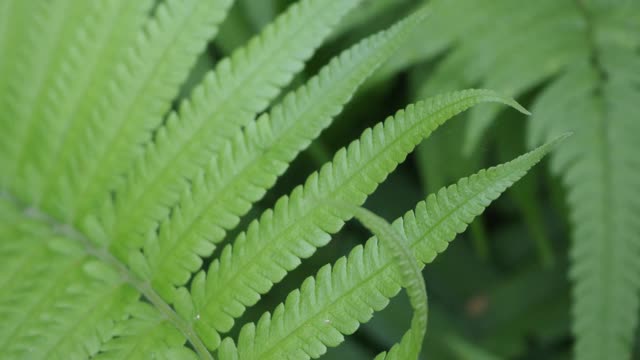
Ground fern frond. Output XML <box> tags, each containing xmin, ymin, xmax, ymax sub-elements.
<box><xmin>0</xmin><ymin>199</ymin><xmax>52</xmax><ymax>298</ymax></box>
<box><xmin>103</xmin><ymin>0</ymin><xmax>362</xmax><ymax>251</ymax></box>
<box><xmin>529</xmin><ymin>42</ymin><xmax>640</xmax><ymax>358</ymax></box>
<box><xmin>404</xmin><ymin>10</ymin><xmax>640</xmax><ymax>355</ymax></box>
<box><xmin>189</xmin><ymin>89</ymin><xmax>527</xmax><ymax>342</ymax></box>
<box><xmin>0</xmin><ymin>1</ymin><xmax>34</xmax><ymax>118</ymax></box>
<box><xmin>371</xmin><ymin>0</ymin><xmax>465</xmax><ymax>83</ymax></box>
<box><xmin>0</xmin><ymin>199</ymin><xmax>137</xmax><ymax>360</ymax></box>
<box><xmin>225</xmin><ymin>138</ymin><xmax>562</xmax><ymax>360</ymax></box>
<box><xmin>1</xmin><ymin>190</ymin><xmax>223</xmax><ymax>359</ymax></box>
<box><xmin>414</xmin><ymin>0</ymin><xmax>581</xmax><ymax>97</ymax></box>
<box><xmin>329</xmin><ymin>0</ymin><xmax>413</xmax><ymax>42</ymax></box>
<box><xmin>16</xmin><ymin>0</ymin><xmax>154</xmax><ymax>209</ymax></box>
<box><xmin>382</xmin><ymin>0</ymin><xmax>584</xmax><ymax>154</ymax></box>
<box><xmin>1</xmin><ymin>0</ymin><xmax>91</xmax><ymax>200</ymax></box>
<box><xmin>461</xmin><ymin>0</ymin><xmax>585</xmax><ymax>153</ymax></box>
<box><xmin>139</xmin><ymin>5</ymin><xmax>431</xmax><ymax>301</ymax></box>
<box><xmin>0</xmin><ymin>1</ymin><xmax>11</xmax><ymax>59</ymax></box>
<box><xmin>42</xmin><ymin>0</ymin><xmax>234</xmax><ymax>220</ymax></box>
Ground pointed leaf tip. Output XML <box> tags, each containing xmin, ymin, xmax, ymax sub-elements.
<box><xmin>470</xmin><ymin>89</ymin><xmax>531</xmax><ymax>115</ymax></box>
<box><xmin>557</xmin><ymin>131</ymin><xmax>573</xmax><ymax>140</ymax></box>
<box><xmin>539</xmin><ymin>132</ymin><xmax>572</xmax><ymax>151</ymax></box>
<box><xmin>505</xmin><ymin>97</ymin><xmax>531</xmax><ymax>116</ymax></box>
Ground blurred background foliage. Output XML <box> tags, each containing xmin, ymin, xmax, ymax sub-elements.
<box><xmin>177</xmin><ymin>0</ymin><xmax>639</xmax><ymax>358</ymax></box>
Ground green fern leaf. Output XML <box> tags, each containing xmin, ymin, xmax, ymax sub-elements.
<box><xmin>525</xmin><ymin>2</ymin><xmax>640</xmax><ymax>358</ymax></box>
<box><xmin>18</xmin><ymin>0</ymin><xmax>153</xmax><ymax>208</ymax></box>
<box><xmin>42</xmin><ymin>0</ymin><xmax>235</xmax><ymax>220</ymax></box>
<box><xmin>460</xmin><ymin>0</ymin><xmax>584</xmax><ymax>153</ymax></box>
<box><xmin>0</xmin><ymin>191</ymin><xmax>216</xmax><ymax>359</ymax></box>
<box><xmin>392</xmin><ymin>2</ymin><xmax>640</xmax><ymax>356</ymax></box>
<box><xmin>189</xmin><ymin>89</ymin><xmax>528</xmax><ymax>342</ymax></box>
<box><xmin>385</xmin><ymin>0</ymin><xmax>584</xmax><ymax>153</ymax></box>
<box><xmin>1</xmin><ymin>0</ymin><xmax>92</xmax><ymax>200</ymax></box>
<box><xmin>0</xmin><ymin>197</ymin><xmax>138</xmax><ymax>359</ymax></box>
<box><xmin>224</xmin><ymin>138</ymin><xmax>562</xmax><ymax>360</ymax></box>
<box><xmin>0</xmin><ymin>1</ymin><xmax>571</xmax><ymax>358</ymax></box>
<box><xmin>139</xmin><ymin>4</ymin><xmax>431</xmax><ymax>301</ymax></box>
<box><xmin>103</xmin><ymin>0</ymin><xmax>362</xmax><ymax>253</ymax></box>
<box><xmin>529</xmin><ymin>61</ymin><xmax>640</xmax><ymax>360</ymax></box>
<box><xmin>0</xmin><ymin>2</ymin><xmax>34</xmax><ymax>133</ymax></box>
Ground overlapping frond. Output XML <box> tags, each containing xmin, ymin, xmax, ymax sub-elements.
<box><xmin>381</xmin><ymin>0</ymin><xmax>585</xmax><ymax>152</ymax></box>
<box><xmin>349</xmin><ymin>207</ymin><xmax>427</xmax><ymax>360</ymax></box>
<box><xmin>397</xmin><ymin>2</ymin><xmax>640</xmax><ymax>356</ymax></box>
<box><xmin>372</xmin><ymin>0</ymin><xmax>462</xmax><ymax>82</ymax></box>
<box><xmin>1</xmin><ymin>0</ymin><xmax>89</xmax><ymax>199</ymax></box>
<box><xmin>43</xmin><ymin>0</ymin><xmax>234</xmax><ymax>220</ymax></box>
<box><xmin>18</xmin><ymin>0</ymin><xmax>153</xmax><ymax>208</ymax></box>
<box><xmin>0</xmin><ymin>2</ymin><xmax>34</xmax><ymax>150</ymax></box>
<box><xmin>188</xmin><ymin>89</ymin><xmax>528</xmax><ymax>342</ymax></box>
<box><xmin>0</xmin><ymin>197</ymin><xmax>138</xmax><ymax>360</ymax></box>
<box><xmin>459</xmin><ymin>0</ymin><xmax>584</xmax><ymax>152</ymax></box>
<box><xmin>137</xmin><ymin>5</ymin><xmax>431</xmax><ymax>302</ymax></box>
<box><xmin>0</xmin><ymin>2</ymin><xmax>11</xmax><ymax>64</ymax></box>
<box><xmin>223</xmin><ymin>138</ymin><xmax>561</xmax><ymax>360</ymax></box>
<box><xmin>0</xmin><ymin>1</ymin><xmax>577</xmax><ymax>358</ymax></box>
<box><xmin>104</xmin><ymin>0</ymin><xmax>362</xmax><ymax>254</ymax></box>
<box><xmin>526</xmin><ymin>2</ymin><xmax>640</xmax><ymax>358</ymax></box>
<box><xmin>529</xmin><ymin>45</ymin><xmax>640</xmax><ymax>360</ymax></box>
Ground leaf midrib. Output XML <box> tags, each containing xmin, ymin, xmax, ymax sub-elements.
<box><xmin>113</xmin><ymin>0</ymin><xmax>359</xmax><ymax>244</ymax></box>
<box><xmin>572</xmin><ymin>1</ymin><xmax>618</xmax><ymax>357</ymax></box>
<box><xmin>204</xmin><ymin>95</ymin><xmax>477</xmax><ymax>323</ymax></box>
<box><xmin>151</xmin><ymin>29</ymin><xmax>391</xmax><ymax>285</ymax></box>
<box><xmin>256</xmin><ymin>164</ymin><xmax>521</xmax><ymax>359</ymax></box>
<box><xmin>0</xmin><ymin>192</ymin><xmax>213</xmax><ymax>360</ymax></box>
<box><xmin>71</xmin><ymin>0</ymin><xmax>207</xmax><ymax>218</ymax></box>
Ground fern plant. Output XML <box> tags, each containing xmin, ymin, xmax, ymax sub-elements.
<box><xmin>0</xmin><ymin>1</ymin><xmax>560</xmax><ymax>359</ymax></box>
<box><xmin>378</xmin><ymin>0</ymin><xmax>640</xmax><ymax>358</ymax></box>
